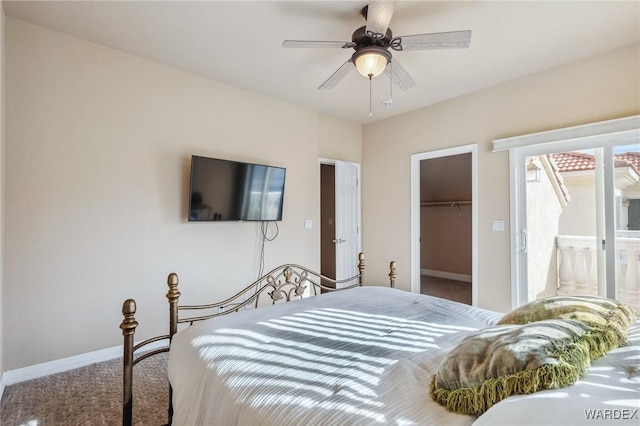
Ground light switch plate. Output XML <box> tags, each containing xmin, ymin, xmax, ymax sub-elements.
<box><xmin>492</xmin><ymin>220</ymin><xmax>505</xmax><ymax>231</ymax></box>
<box><xmin>304</xmin><ymin>219</ymin><xmax>312</xmax><ymax>229</ymax></box>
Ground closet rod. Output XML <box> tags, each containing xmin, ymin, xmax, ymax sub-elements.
<box><xmin>420</xmin><ymin>201</ymin><xmax>472</xmax><ymax>207</ymax></box>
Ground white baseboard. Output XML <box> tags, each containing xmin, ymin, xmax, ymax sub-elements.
<box><xmin>421</xmin><ymin>269</ymin><xmax>472</xmax><ymax>283</ymax></box>
<box><xmin>3</xmin><ymin>339</ymin><xmax>167</xmax><ymax>386</ymax></box>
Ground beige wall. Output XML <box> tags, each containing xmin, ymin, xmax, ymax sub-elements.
<box><xmin>3</xmin><ymin>18</ymin><xmax>361</xmax><ymax>370</ymax></box>
<box><xmin>362</xmin><ymin>44</ymin><xmax>640</xmax><ymax>313</ymax></box>
<box><xmin>559</xmin><ymin>174</ymin><xmax>598</xmax><ymax>236</ymax></box>
<box><xmin>317</xmin><ymin>114</ymin><xmax>361</xmax><ymax>163</ymax></box>
<box><xmin>421</xmin><ymin>206</ymin><xmax>472</xmax><ymax>276</ymax></box>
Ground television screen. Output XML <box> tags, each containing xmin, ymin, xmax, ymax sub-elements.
<box><xmin>188</xmin><ymin>155</ymin><xmax>286</xmax><ymax>222</ymax></box>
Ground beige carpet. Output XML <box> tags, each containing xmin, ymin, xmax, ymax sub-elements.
<box><xmin>1</xmin><ymin>353</ymin><xmax>168</xmax><ymax>426</ymax></box>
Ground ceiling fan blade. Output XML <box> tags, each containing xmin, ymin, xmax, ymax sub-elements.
<box><xmin>391</xmin><ymin>30</ymin><xmax>472</xmax><ymax>51</ymax></box>
<box><xmin>365</xmin><ymin>0</ymin><xmax>395</xmax><ymax>40</ymax></box>
<box><xmin>383</xmin><ymin>58</ymin><xmax>416</xmax><ymax>91</ymax></box>
<box><xmin>282</xmin><ymin>40</ymin><xmax>355</xmax><ymax>49</ymax></box>
<box><xmin>318</xmin><ymin>60</ymin><xmax>354</xmax><ymax>90</ymax></box>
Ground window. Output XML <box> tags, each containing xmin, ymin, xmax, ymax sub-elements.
<box><xmin>627</xmin><ymin>199</ymin><xmax>640</xmax><ymax>230</ymax></box>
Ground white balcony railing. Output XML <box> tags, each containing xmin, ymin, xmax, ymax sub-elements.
<box><xmin>555</xmin><ymin>235</ymin><xmax>639</xmax><ymax>313</ymax></box>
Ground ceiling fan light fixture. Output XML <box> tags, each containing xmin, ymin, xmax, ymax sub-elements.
<box><xmin>353</xmin><ymin>48</ymin><xmax>391</xmax><ymax>78</ymax></box>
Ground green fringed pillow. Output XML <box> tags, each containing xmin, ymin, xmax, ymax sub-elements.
<box><xmin>430</xmin><ymin>318</ymin><xmax>620</xmax><ymax>416</ymax></box>
<box><xmin>497</xmin><ymin>295</ymin><xmax>636</xmax><ymax>344</ymax></box>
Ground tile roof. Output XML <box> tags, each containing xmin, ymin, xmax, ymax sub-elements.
<box><xmin>616</xmin><ymin>152</ymin><xmax>640</xmax><ymax>173</ymax></box>
<box><xmin>550</xmin><ymin>151</ymin><xmax>640</xmax><ymax>175</ymax></box>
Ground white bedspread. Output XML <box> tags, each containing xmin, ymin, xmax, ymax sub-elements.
<box><xmin>168</xmin><ymin>286</ymin><xmax>502</xmax><ymax>425</ymax></box>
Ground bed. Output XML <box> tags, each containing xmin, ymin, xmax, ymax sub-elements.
<box><xmin>120</xmin><ymin>254</ymin><xmax>639</xmax><ymax>425</ymax></box>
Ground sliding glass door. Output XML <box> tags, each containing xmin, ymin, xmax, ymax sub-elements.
<box><xmin>523</xmin><ymin>148</ymin><xmax>608</xmax><ymax>303</ymax></box>
<box><xmin>496</xmin><ymin>116</ymin><xmax>639</xmax><ymax>312</ymax></box>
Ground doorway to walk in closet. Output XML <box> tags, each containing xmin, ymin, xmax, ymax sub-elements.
<box><xmin>411</xmin><ymin>145</ymin><xmax>478</xmax><ymax>306</ymax></box>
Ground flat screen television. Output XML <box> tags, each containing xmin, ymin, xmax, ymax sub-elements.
<box><xmin>188</xmin><ymin>155</ymin><xmax>286</xmax><ymax>222</ymax></box>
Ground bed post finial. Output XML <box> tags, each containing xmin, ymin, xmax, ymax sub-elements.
<box><xmin>167</xmin><ymin>273</ymin><xmax>181</xmax><ymax>339</ymax></box>
<box><xmin>358</xmin><ymin>252</ymin><xmax>365</xmax><ymax>285</ymax></box>
<box><xmin>389</xmin><ymin>261</ymin><xmax>397</xmax><ymax>288</ymax></box>
<box><xmin>120</xmin><ymin>299</ymin><xmax>138</xmax><ymax>426</ymax></box>
<box><xmin>166</xmin><ymin>273</ymin><xmax>180</xmax><ymax>424</ymax></box>
<box><xmin>121</xmin><ymin>299</ymin><xmax>138</xmax><ymax>334</ymax></box>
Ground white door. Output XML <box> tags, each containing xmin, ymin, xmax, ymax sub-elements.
<box><xmin>335</xmin><ymin>160</ymin><xmax>360</xmax><ymax>286</ymax></box>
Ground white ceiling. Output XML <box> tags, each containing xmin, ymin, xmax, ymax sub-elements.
<box><xmin>4</xmin><ymin>1</ymin><xmax>639</xmax><ymax>124</ymax></box>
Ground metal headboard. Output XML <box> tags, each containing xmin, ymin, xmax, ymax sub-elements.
<box><xmin>120</xmin><ymin>252</ymin><xmax>396</xmax><ymax>425</ymax></box>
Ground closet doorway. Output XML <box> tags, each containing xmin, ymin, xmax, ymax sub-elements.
<box><xmin>410</xmin><ymin>145</ymin><xmax>478</xmax><ymax>305</ymax></box>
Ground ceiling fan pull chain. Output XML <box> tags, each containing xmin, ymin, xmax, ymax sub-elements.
<box><xmin>389</xmin><ymin>61</ymin><xmax>393</xmax><ymax>102</ymax></box>
<box><xmin>369</xmin><ymin>76</ymin><xmax>373</xmax><ymax>116</ymax></box>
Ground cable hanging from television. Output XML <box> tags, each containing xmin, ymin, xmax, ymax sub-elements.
<box><xmin>258</xmin><ymin>220</ymin><xmax>279</xmax><ymax>279</ymax></box>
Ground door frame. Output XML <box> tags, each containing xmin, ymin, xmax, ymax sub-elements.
<box><xmin>319</xmin><ymin>158</ymin><xmax>362</xmax><ymax>275</ymax></box>
<box><xmin>410</xmin><ymin>144</ymin><xmax>478</xmax><ymax>306</ymax></box>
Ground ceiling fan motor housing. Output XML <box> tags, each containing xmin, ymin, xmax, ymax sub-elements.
<box><xmin>351</xmin><ymin>26</ymin><xmax>393</xmax><ymax>48</ymax></box>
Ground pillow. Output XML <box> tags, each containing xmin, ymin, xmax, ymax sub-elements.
<box><xmin>497</xmin><ymin>295</ymin><xmax>636</xmax><ymax>344</ymax></box>
<box><xmin>430</xmin><ymin>318</ymin><xmax>620</xmax><ymax>416</ymax></box>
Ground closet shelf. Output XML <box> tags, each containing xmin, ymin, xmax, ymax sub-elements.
<box><xmin>420</xmin><ymin>201</ymin><xmax>472</xmax><ymax>207</ymax></box>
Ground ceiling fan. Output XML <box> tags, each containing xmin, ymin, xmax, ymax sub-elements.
<box><xmin>282</xmin><ymin>0</ymin><xmax>471</xmax><ymax>110</ymax></box>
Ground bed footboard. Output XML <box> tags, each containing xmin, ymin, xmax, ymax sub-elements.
<box><xmin>120</xmin><ymin>252</ymin><xmax>396</xmax><ymax>426</ymax></box>
<box><xmin>120</xmin><ymin>299</ymin><xmax>172</xmax><ymax>426</ymax></box>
